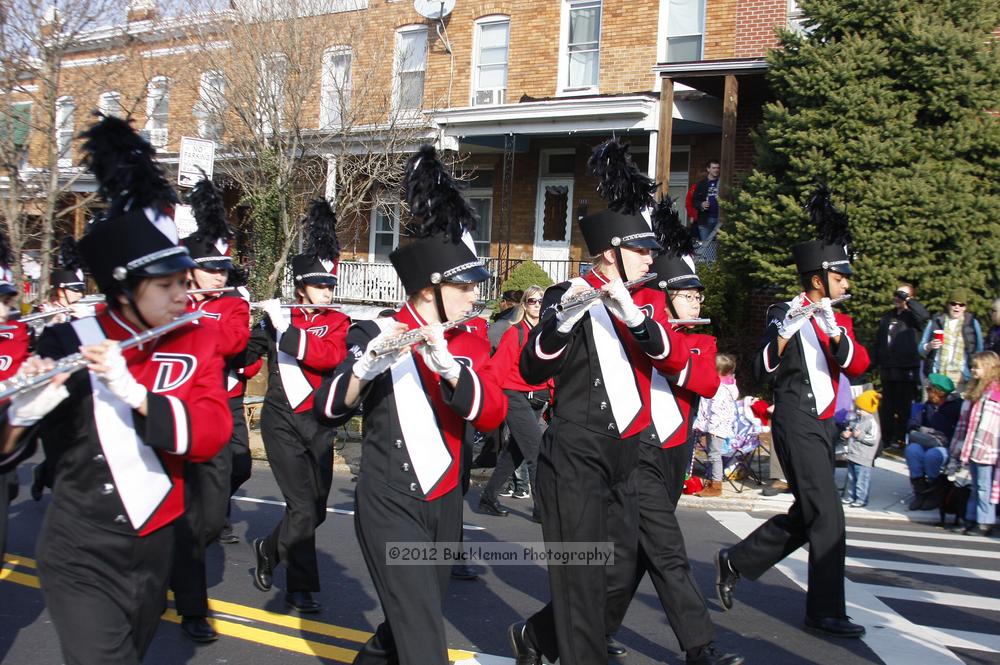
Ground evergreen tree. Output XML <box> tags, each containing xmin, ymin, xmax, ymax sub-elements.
<box><xmin>724</xmin><ymin>0</ymin><xmax>1000</xmax><ymax>337</ymax></box>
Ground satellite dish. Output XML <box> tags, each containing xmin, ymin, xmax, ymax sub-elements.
<box><xmin>413</xmin><ymin>0</ymin><xmax>455</xmax><ymax>20</ymax></box>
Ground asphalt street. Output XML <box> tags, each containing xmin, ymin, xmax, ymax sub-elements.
<box><xmin>2</xmin><ymin>456</ymin><xmax>998</xmax><ymax>665</ymax></box>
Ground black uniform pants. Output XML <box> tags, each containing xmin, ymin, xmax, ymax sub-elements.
<box><xmin>260</xmin><ymin>404</ymin><xmax>333</xmax><ymax>592</ymax></box>
<box><xmin>352</xmin><ymin>478</ymin><xmax>463</xmax><ymax>665</ymax></box>
<box><xmin>880</xmin><ymin>379</ymin><xmax>920</xmax><ymax>447</ymax></box>
<box><xmin>523</xmin><ymin>418</ymin><xmax>639</xmax><ymax>665</ymax></box>
<box><xmin>604</xmin><ymin>440</ymin><xmax>714</xmax><ymax>651</ymax></box>
<box><xmin>227</xmin><ymin>396</ymin><xmax>253</xmax><ymax>516</ymax></box>
<box><xmin>728</xmin><ymin>411</ymin><xmax>846</xmax><ymax>619</ymax></box>
<box><xmin>0</xmin><ymin>470</ymin><xmax>14</xmax><ymax>558</ymax></box>
<box><xmin>37</xmin><ymin>505</ymin><xmax>173</xmax><ymax>665</ymax></box>
<box><xmin>169</xmin><ymin>444</ymin><xmax>232</xmax><ymax>617</ymax></box>
<box><xmin>482</xmin><ymin>391</ymin><xmax>544</xmax><ymax>508</ymax></box>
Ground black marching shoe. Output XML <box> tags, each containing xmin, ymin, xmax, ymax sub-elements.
<box><xmin>606</xmin><ymin>634</ymin><xmax>627</xmax><ymax>657</ymax></box>
<box><xmin>180</xmin><ymin>616</ymin><xmax>219</xmax><ymax>643</ymax></box>
<box><xmin>715</xmin><ymin>548</ymin><xmax>739</xmax><ymax>611</ymax></box>
<box><xmin>507</xmin><ymin>622</ymin><xmax>541</xmax><ymax>665</ymax></box>
<box><xmin>218</xmin><ymin>523</ymin><xmax>240</xmax><ymax>545</ymax></box>
<box><xmin>804</xmin><ymin>615</ymin><xmax>866</xmax><ymax>638</ymax></box>
<box><xmin>686</xmin><ymin>643</ymin><xmax>744</xmax><ymax>665</ymax></box>
<box><xmin>30</xmin><ymin>465</ymin><xmax>45</xmax><ymax>501</ymax></box>
<box><xmin>285</xmin><ymin>591</ymin><xmax>323</xmax><ymax>614</ymax></box>
<box><xmin>478</xmin><ymin>497</ymin><xmax>509</xmax><ymax>517</ymax></box>
<box><xmin>252</xmin><ymin>538</ymin><xmax>273</xmax><ymax>591</ymax></box>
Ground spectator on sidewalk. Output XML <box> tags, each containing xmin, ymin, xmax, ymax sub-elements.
<box><xmin>698</xmin><ymin>354</ymin><xmax>739</xmax><ymax>497</ymax></box>
<box><xmin>987</xmin><ymin>298</ymin><xmax>1000</xmax><ymax>355</ymax></box>
<box><xmin>690</xmin><ymin>159</ymin><xmax>721</xmax><ymax>242</ymax></box>
<box><xmin>920</xmin><ymin>288</ymin><xmax>984</xmax><ymax>390</ymax></box>
<box><xmin>948</xmin><ymin>351</ymin><xmax>1000</xmax><ymax>537</ymax></box>
<box><xmin>904</xmin><ymin>373</ymin><xmax>962</xmax><ymax>511</ymax></box>
<box><xmin>840</xmin><ymin>391</ymin><xmax>881</xmax><ymax>508</ymax></box>
<box><xmin>872</xmin><ymin>283</ymin><xmax>929</xmax><ymax>449</ymax></box>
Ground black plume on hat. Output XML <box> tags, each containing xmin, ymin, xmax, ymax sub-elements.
<box><xmin>805</xmin><ymin>182</ymin><xmax>851</xmax><ymax>248</ymax></box>
<box><xmin>588</xmin><ymin>138</ymin><xmax>657</xmax><ymax>215</ymax></box>
<box><xmin>305</xmin><ymin>198</ymin><xmax>341</xmax><ymax>261</ymax></box>
<box><xmin>188</xmin><ymin>177</ymin><xmax>232</xmax><ymax>244</ymax></box>
<box><xmin>403</xmin><ymin>145</ymin><xmax>478</xmax><ymax>243</ymax></box>
<box><xmin>58</xmin><ymin>236</ymin><xmax>84</xmax><ymax>271</ymax></box>
<box><xmin>78</xmin><ymin>113</ymin><xmax>178</xmax><ymax>215</ymax></box>
<box><xmin>652</xmin><ymin>196</ymin><xmax>696</xmax><ymax>258</ymax></box>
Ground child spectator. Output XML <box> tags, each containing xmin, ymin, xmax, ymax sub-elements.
<box><xmin>948</xmin><ymin>351</ymin><xmax>1000</xmax><ymax>536</ymax></box>
<box><xmin>841</xmin><ymin>390</ymin><xmax>882</xmax><ymax>507</ymax></box>
<box><xmin>698</xmin><ymin>353</ymin><xmax>738</xmax><ymax>497</ymax></box>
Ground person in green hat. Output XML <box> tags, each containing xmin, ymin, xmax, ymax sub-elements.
<box><xmin>904</xmin><ymin>373</ymin><xmax>962</xmax><ymax>510</ymax></box>
<box><xmin>920</xmin><ymin>287</ymin><xmax>984</xmax><ymax>389</ymax></box>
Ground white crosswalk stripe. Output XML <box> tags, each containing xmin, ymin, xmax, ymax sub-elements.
<box><xmin>710</xmin><ymin>511</ymin><xmax>1000</xmax><ymax>664</ymax></box>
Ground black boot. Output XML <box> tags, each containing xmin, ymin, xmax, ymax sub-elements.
<box><xmin>907</xmin><ymin>477</ymin><xmax>929</xmax><ymax>511</ymax></box>
<box><xmin>686</xmin><ymin>643</ymin><xmax>744</xmax><ymax>665</ymax></box>
<box><xmin>606</xmin><ymin>635</ymin><xmax>627</xmax><ymax>657</ymax></box>
<box><xmin>920</xmin><ymin>475</ymin><xmax>947</xmax><ymax>511</ymax></box>
<box><xmin>507</xmin><ymin>622</ymin><xmax>541</xmax><ymax>665</ymax></box>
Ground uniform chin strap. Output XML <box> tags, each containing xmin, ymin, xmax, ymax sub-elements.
<box><xmin>614</xmin><ymin>247</ymin><xmax>629</xmax><ymax>283</ymax></box>
<box><xmin>433</xmin><ymin>285</ymin><xmax>448</xmax><ymax>324</ymax></box>
<box><xmin>665</xmin><ymin>289</ymin><xmax>679</xmax><ymax>321</ymax></box>
<box><xmin>123</xmin><ymin>288</ymin><xmax>154</xmax><ymax>330</ymax></box>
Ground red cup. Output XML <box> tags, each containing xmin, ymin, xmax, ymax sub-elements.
<box><xmin>933</xmin><ymin>330</ymin><xmax>944</xmax><ymax>344</ymax></box>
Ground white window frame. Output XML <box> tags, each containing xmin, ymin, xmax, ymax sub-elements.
<box><xmin>393</xmin><ymin>26</ymin><xmax>428</xmax><ymax>115</ymax></box>
<box><xmin>463</xmin><ymin>170</ymin><xmax>494</xmax><ymax>257</ymax></box>
<box><xmin>664</xmin><ymin>0</ymin><xmax>705</xmax><ymax>64</ymax></box>
<box><xmin>320</xmin><ymin>46</ymin><xmax>352</xmax><ymax>129</ymax></box>
<box><xmin>144</xmin><ymin>76</ymin><xmax>169</xmax><ymax>148</ymax></box>
<box><xmin>556</xmin><ymin>0</ymin><xmax>602</xmax><ymax>96</ymax></box>
<box><xmin>368</xmin><ymin>200</ymin><xmax>401</xmax><ymax>262</ymax></box>
<box><xmin>258</xmin><ymin>54</ymin><xmax>288</xmax><ymax>134</ymax></box>
<box><xmin>539</xmin><ymin>148</ymin><xmax>576</xmax><ymax>177</ymax></box>
<box><xmin>787</xmin><ymin>0</ymin><xmax>809</xmax><ymax>34</ymax></box>
<box><xmin>98</xmin><ymin>91</ymin><xmax>123</xmax><ymax>118</ymax></box>
<box><xmin>55</xmin><ymin>96</ymin><xmax>75</xmax><ymax>167</ymax></box>
<box><xmin>195</xmin><ymin>70</ymin><xmax>226</xmax><ymax>141</ymax></box>
<box><xmin>470</xmin><ymin>16</ymin><xmax>510</xmax><ymax>106</ymax></box>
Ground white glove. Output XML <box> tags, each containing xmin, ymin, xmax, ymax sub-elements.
<box><xmin>555</xmin><ymin>288</ymin><xmax>598</xmax><ymax>334</ymax></box>
<box><xmin>415</xmin><ymin>324</ymin><xmax>461</xmax><ymax>381</ymax></box>
<box><xmin>95</xmin><ymin>344</ymin><xmax>147</xmax><ymax>409</ymax></box>
<box><xmin>70</xmin><ymin>303</ymin><xmax>95</xmax><ymax>319</ymax></box>
<box><xmin>817</xmin><ymin>298</ymin><xmax>840</xmax><ymax>337</ymax></box>
<box><xmin>261</xmin><ymin>298</ymin><xmax>288</xmax><ymax>333</ymax></box>
<box><xmin>777</xmin><ymin>308</ymin><xmax>810</xmax><ymax>339</ymax></box>
<box><xmin>353</xmin><ymin>330</ymin><xmax>408</xmax><ymax>381</ymax></box>
<box><xmin>8</xmin><ymin>380</ymin><xmax>70</xmax><ymax>427</ymax></box>
<box><xmin>602</xmin><ymin>279</ymin><xmax>645</xmax><ymax>328</ymax></box>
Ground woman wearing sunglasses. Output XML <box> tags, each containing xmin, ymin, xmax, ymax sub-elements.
<box><xmin>920</xmin><ymin>288</ymin><xmax>984</xmax><ymax>390</ymax></box>
<box><xmin>479</xmin><ymin>285</ymin><xmax>550</xmax><ymax>522</ymax></box>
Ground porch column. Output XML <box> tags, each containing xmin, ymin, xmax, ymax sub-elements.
<box><xmin>719</xmin><ymin>74</ymin><xmax>739</xmax><ymax>212</ymax></box>
<box><xmin>655</xmin><ymin>77</ymin><xmax>674</xmax><ymax>197</ymax></box>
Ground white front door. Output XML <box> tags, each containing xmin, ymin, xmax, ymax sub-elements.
<box><xmin>533</xmin><ymin>177</ymin><xmax>574</xmax><ymax>281</ymax></box>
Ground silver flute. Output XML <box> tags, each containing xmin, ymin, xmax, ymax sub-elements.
<box><xmin>669</xmin><ymin>318</ymin><xmax>711</xmax><ymax>326</ymax></box>
<box><xmin>0</xmin><ymin>311</ymin><xmax>204</xmax><ymax>402</ymax></box>
<box><xmin>250</xmin><ymin>302</ymin><xmax>342</xmax><ymax>310</ymax></box>
<box><xmin>555</xmin><ymin>273</ymin><xmax>658</xmax><ymax>313</ymax></box>
<box><xmin>785</xmin><ymin>294</ymin><xmax>852</xmax><ymax>322</ymax></box>
<box><xmin>368</xmin><ymin>308</ymin><xmax>484</xmax><ymax>358</ymax></box>
<box><xmin>188</xmin><ymin>287</ymin><xmax>240</xmax><ymax>295</ymax></box>
<box><xmin>18</xmin><ymin>295</ymin><xmax>106</xmax><ymax>324</ymax></box>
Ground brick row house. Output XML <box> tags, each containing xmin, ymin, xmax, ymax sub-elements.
<box><xmin>1</xmin><ymin>0</ymin><xmax>804</xmax><ymax>303</ymax></box>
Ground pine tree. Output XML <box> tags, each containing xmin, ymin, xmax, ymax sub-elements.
<box><xmin>724</xmin><ymin>0</ymin><xmax>1000</xmax><ymax>337</ymax></box>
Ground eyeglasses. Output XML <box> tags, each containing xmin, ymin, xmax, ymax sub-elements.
<box><xmin>949</xmin><ymin>302</ymin><xmax>966</xmax><ymax>307</ymax></box>
<box><xmin>525</xmin><ymin>298</ymin><xmax>542</xmax><ymax>305</ymax></box>
<box><xmin>671</xmin><ymin>292</ymin><xmax>705</xmax><ymax>304</ymax></box>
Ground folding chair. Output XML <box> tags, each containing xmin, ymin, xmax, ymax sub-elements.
<box><xmin>718</xmin><ymin>399</ymin><xmax>770</xmax><ymax>493</ymax></box>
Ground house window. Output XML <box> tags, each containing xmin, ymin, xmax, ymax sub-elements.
<box><xmin>560</xmin><ymin>0</ymin><xmax>602</xmax><ymax>92</ymax></box>
<box><xmin>321</xmin><ymin>47</ymin><xmax>352</xmax><ymax>128</ymax></box>
<box><xmin>394</xmin><ymin>27</ymin><xmax>427</xmax><ymax>112</ymax></box>
<box><xmin>472</xmin><ymin>18</ymin><xmax>509</xmax><ymax>105</ymax></box>
<box><xmin>195</xmin><ymin>70</ymin><xmax>225</xmax><ymax>141</ymax></box>
<box><xmin>788</xmin><ymin>0</ymin><xmax>809</xmax><ymax>34</ymax></box>
<box><xmin>98</xmin><ymin>91</ymin><xmax>123</xmax><ymax>118</ymax></box>
<box><xmin>666</xmin><ymin>0</ymin><xmax>704</xmax><ymax>63</ymax></box>
<box><xmin>541</xmin><ymin>149</ymin><xmax>575</xmax><ymax>177</ymax></box>
<box><xmin>369</xmin><ymin>202</ymin><xmax>400</xmax><ymax>262</ymax></box>
<box><xmin>144</xmin><ymin>77</ymin><xmax>169</xmax><ymax>148</ymax></box>
<box><xmin>55</xmin><ymin>97</ymin><xmax>74</xmax><ymax>166</ymax></box>
<box><xmin>258</xmin><ymin>54</ymin><xmax>287</xmax><ymax>133</ymax></box>
<box><xmin>463</xmin><ymin>169</ymin><xmax>494</xmax><ymax>256</ymax></box>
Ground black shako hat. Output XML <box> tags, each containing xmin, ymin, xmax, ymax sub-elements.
<box><xmin>77</xmin><ymin>114</ymin><xmax>195</xmax><ymax>294</ymax></box>
<box><xmin>792</xmin><ymin>184</ymin><xmax>853</xmax><ymax>276</ymax></box>
<box><xmin>182</xmin><ymin>177</ymin><xmax>234</xmax><ymax>271</ymax></box>
<box><xmin>390</xmin><ymin>145</ymin><xmax>489</xmax><ymax>296</ymax></box>
<box><xmin>292</xmin><ymin>198</ymin><xmax>341</xmax><ymax>287</ymax></box>
<box><xmin>650</xmin><ymin>196</ymin><xmax>702</xmax><ymax>291</ymax></box>
<box><xmin>50</xmin><ymin>236</ymin><xmax>86</xmax><ymax>292</ymax></box>
<box><xmin>0</xmin><ymin>225</ymin><xmax>16</xmax><ymax>297</ymax></box>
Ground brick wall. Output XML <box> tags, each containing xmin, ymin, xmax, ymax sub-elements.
<box><xmin>734</xmin><ymin>0</ymin><xmax>786</xmax><ymax>58</ymax></box>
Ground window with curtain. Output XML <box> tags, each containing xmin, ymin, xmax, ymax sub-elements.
<box><xmin>194</xmin><ymin>70</ymin><xmax>225</xmax><ymax>141</ymax></box>
<box><xmin>55</xmin><ymin>97</ymin><xmax>74</xmax><ymax>164</ymax></box>
<box><xmin>370</xmin><ymin>202</ymin><xmax>400</xmax><ymax>262</ymax></box>
<box><xmin>258</xmin><ymin>55</ymin><xmax>287</xmax><ymax>133</ymax></box>
<box><xmin>321</xmin><ymin>47</ymin><xmax>352</xmax><ymax>128</ymax></box>
<box><xmin>666</xmin><ymin>0</ymin><xmax>704</xmax><ymax>63</ymax></box>
<box><xmin>98</xmin><ymin>91</ymin><xmax>123</xmax><ymax>118</ymax></box>
<box><xmin>394</xmin><ymin>28</ymin><xmax>427</xmax><ymax>112</ymax></box>
<box><xmin>473</xmin><ymin>18</ymin><xmax>509</xmax><ymax>104</ymax></box>
<box><xmin>566</xmin><ymin>0</ymin><xmax>601</xmax><ymax>89</ymax></box>
<box><xmin>144</xmin><ymin>77</ymin><xmax>169</xmax><ymax>147</ymax></box>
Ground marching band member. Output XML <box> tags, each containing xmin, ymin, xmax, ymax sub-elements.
<box><xmin>218</xmin><ymin>355</ymin><xmax>263</xmax><ymax>545</ymax></box>
<box><xmin>716</xmin><ymin>186</ymin><xmax>870</xmax><ymax>638</ymax></box>
<box><xmin>36</xmin><ymin>236</ymin><xmax>93</xmax><ymax>324</ymax></box>
<box><xmin>169</xmin><ymin>176</ymin><xmax>251</xmax><ymax>643</ymax></box>
<box><xmin>0</xmin><ymin>114</ymin><xmax>232</xmax><ymax>665</ymax></box>
<box><xmin>314</xmin><ymin>146</ymin><xmax>508</xmax><ymax>665</ymax></box>
<box><xmin>604</xmin><ymin>200</ymin><xmax>742</xmax><ymax>665</ymax></box>
<box><xmin>247</xmin><ymin>198</ymin><xmax>349</xmax><ymax>614</ymax></box>
<box><xmin>509</xmin><ymin>139</ymin><xmax>690</xmax><ymax>665</ymax></box>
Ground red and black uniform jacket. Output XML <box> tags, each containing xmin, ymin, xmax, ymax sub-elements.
<box><xmin>0</xmin><ymin>320</ymin><xmax>30</xmax><ymax>381</ymax></box>
<box><xmin>3</xmin><ymin>309</ymin><xmax>231</xmax><ymax>536</ymax></box>
<box><xmin>315</xmin><ymin>303</ymin><xmax>509</xmax><ymax>501</ymax></box>
<box><xmin>493</xmin><ymin>320</ymin><xmax>551</xmax><ymax>395</ymax></box>
<box><xmin>521</xmin><ymin>270</ymin><xmax>690</xmax><ymax>441</ymax></box>
<box><xmin>244</xmin><ymin>307</ymin><xmax>349</xmax><ymax>414</ymax></box>
<box><xmin>753</xmin><ymin>293</ymin><xmax>870</xmax><ymax>420</ymax></box>
<box><xmin>645</xmin><ymin>331</ymin><xmax>720</xmax><ymax>448</ymax></box>
<box><xmin>187</xmin><ymin>291</ymin><xmax>251</xmax><ymax>399</ymax></box>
